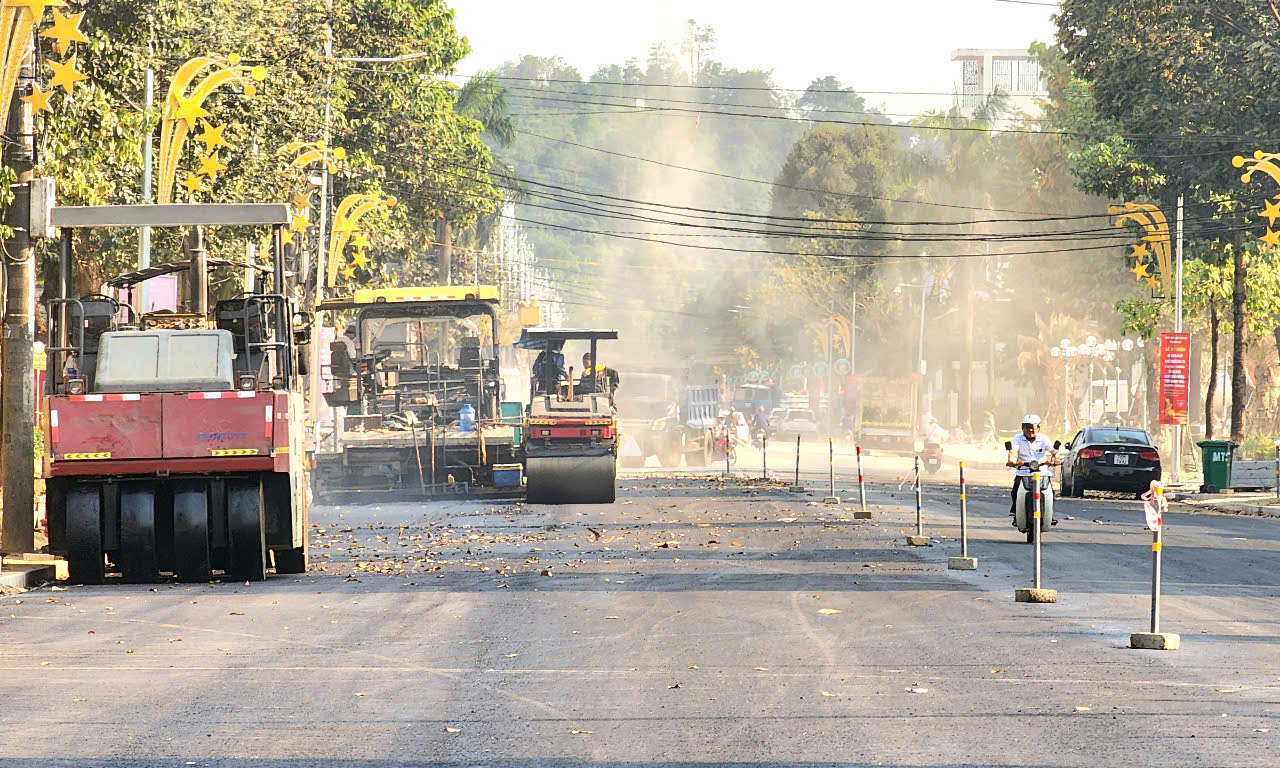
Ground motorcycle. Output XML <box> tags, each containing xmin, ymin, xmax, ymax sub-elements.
<box><xmin>1006</xmin><ymin>439</ymin><xmax>1062</xmax><ymax>543</ymax></box>
<box><xmin>922</xmin><ymin>441</ymin><xmax>943</xmax><ymax>474</ymax></box>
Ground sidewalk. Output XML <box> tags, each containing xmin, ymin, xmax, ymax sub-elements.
<box><xmin>1170</xmin><ymin>489</ymin><xmax>1280</xmax><ymax>519</ymax></box>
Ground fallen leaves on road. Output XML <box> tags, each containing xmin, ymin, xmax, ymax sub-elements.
<box><xmin>817</xmin><ymin>608</ymin><xmax>843</xmax><ymax>615</ymax></box>
<box><xmin>730</xmin><ymin>541</ymin><xmax>742</xmax><ymax>547</ymax></box>
<box><xmin>354</xmin><ymin>692</ymin><xmax>366</xmax><ymax>697</ymax></box>
<box><xmin>668</xmin><ymin>682</ymin><xmax>681</xmax><ymax>689</ymax></box>
<box><xmin>605</xmin><ymin>616</ymin><xmax>620</xmax><ymax>620</ymax></box>
<box><xmin>444</xmin><ymin>727</ymin><xmax>461</xmax><ymax>733</ymax></box>
<box><xmin>569</xmin><ymin>730</ymin><xmax>593</xmax><ymax>735</ymax></box>
<box><xmin>753</xmin><ymin>667</ymin><xmax>769</xmax><ymax>671</ymax></box>
<box><xmin>821</xmin><ymin>690</ymin><xmax>839</xmax><ymax>697</ymax></box>
<box><xmin>906</xmin><ymin>687</ymin><xmax>929</xmax><ymax>694</ymax></box>
<box><xmin>540</xmin><ymin>567</ymin><xmax>553</xmax><ymax>577</ymax></box>
<box><xmin>778</xmin><ymin>517</ymin><xmax>798</xmax><ymax>523</ymax></box>
<box><xmin>71</xmin><ymin>697</ymin><xmax>86</xmax><ymax>702</ymax></box>
<box><xmin>1075</xmin><ymin>706</ymin><xmax>1092</xmax><ymax>712</ymax></box>
<box><xmin>229</xmin><ymin>612</ymin><xmax>244</xmax><ymax>616</ymax></box>
<box><xmin>587</xmin><ymin>527</ymin><xmax>602</xmax><ymax>541</ymax></box>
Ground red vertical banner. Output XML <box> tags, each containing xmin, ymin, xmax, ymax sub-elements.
<box><xmin>1158</xmin><ymin>332</ymin><xmax>1190</xmax><ymax>425</ymax></box>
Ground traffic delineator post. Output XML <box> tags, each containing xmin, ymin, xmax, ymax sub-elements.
<box><xmin>1015</xmin><ymin>471</ymin><xmax>1057</xmax><ymax>603</ymax></box>
<box><xmin>1131</xmin><ymin>482</ymin><xmax>1178</xmax><ymax>650</ymax></box>
<box><xmin>853</xmin><ymin>445</ymin><xmax>871</xmax><ymax>519</ymax></box>
<box><xmin>823</xmin><ymin>436</ymin><xmax>840</xmax><ymax>504</ymax></box>
<box><xmin>904</xmin><ymin>456</ymin><xmax>929</xmax><ymax>546</ymax></box>
<box><xmin>948</xmin><ymin>460</ymin><xmax>977</xmax><ymax>570</ymax></box>
<box><xmin>789</xmin><ymin>434</ymin><xmax>804</xmax><ymax>493</ymax></box>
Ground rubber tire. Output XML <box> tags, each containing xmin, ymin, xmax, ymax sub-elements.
<box><xmin>227</xmin><ymin>479</ymin><xmax>267</xmax><ymax>581</ymax></box>
<box><xmin>1026</xmin><ymin>525</ymin><xmax>1036</xmax><ymax>544</ymax></box>
<box><xmin>172</xmin><ymin>480</ymin><xmax>212</xmax><ymax>583</ymax></box>
<box><xmin>66</xmin><ymin>486</ymin><xmax>105</xmax><ymax>585</ymax></box>
<box><xmin>119</xmin><ymin>483</ymin><xmax>159</xmax><ymax>583</ymax></box>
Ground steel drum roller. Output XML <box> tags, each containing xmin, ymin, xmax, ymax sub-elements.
<box><xmin>526</xmin><ymin>455</ymin><xmax>616</xmax><ymax>504</ymax></box>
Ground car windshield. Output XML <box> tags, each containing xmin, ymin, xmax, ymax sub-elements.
<box><xmin>1086</xmin><ymin>428</ymin><xmax>1150</xmax><ymax>445</ymax></box>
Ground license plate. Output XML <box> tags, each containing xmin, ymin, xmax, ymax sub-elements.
<box><xmin>1113</xmin><ymin>454</ymin><xmax>1130</xmax><ymax>465</ymax></box>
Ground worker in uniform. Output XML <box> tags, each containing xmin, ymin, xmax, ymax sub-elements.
<box><xmin>532</xmin><ymin>341</ymin><xmax>567</xmax><ymax>394</ymax></box>
<box><xmin>578</xmin><ymin>352</ymin><xmax>620</xmax><ymax>397</ymax></box>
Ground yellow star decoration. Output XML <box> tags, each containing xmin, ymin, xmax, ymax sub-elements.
<box><xmin>340</xmin><ymin>263</ymin><xmax>356</xmax><ymax>280</ymax></box>
<box><xmin>1262</xmin><ymin>227</ymin><xmax>1280</xmax><ymax>249</ymax></box>
<box><xmin>197</xmin><ymin>153</ymin><xmax>227</xmax><ymax>181</ymax></box>
<box><xmin>291</xmin><ymin>191</ymin><xmax>314</xmax><ymax>211</ymax></box>
<box><xmin>181</xmin><ymin>174</ymin><xmax>204</xmax><ymax>196</ymax></box>
<box><xmin>349</xmin><ymin>232</ymin><xmax>371</xmax><ymax>250</ymax></box>
<box><xmin>41</xmin><ymin>8</ymin><xmax>87</xmax><ymax>55</ymax></box>
<box><xmin>1131</xmin><ymin>261</ymin><xmax>1150</xmax><ymax>280</ymax></box>
<box><xmin>332</xmin><ymin>218</ymin><xmax>357</xmax><ymax>234</ymax></box>
<box><xmin>171</xmin><ymin>93</ymin><xmax>211</xmax><ymax>130</ymax></box>
<box><xmin>351</xmin><ymin>250</ymin><xmax>371</xmax><ymax>269</ymax></box>
<box><xmin>47</xmin><ymin>54</ymin><xmax>87</xmax><ymax>96</ymax></box>
<box><xmin>1262</xmin><ymin>198</ymin><xmax>1280</xmax><ymax>228</ymax></box>
<box><xmin>281</xmin><ymin>228</ymin><xmax>296</xmax><ymax>246</ymax></box>
<box><xmin>1145</xmin><ymin>276</ymin><xmax>1159</xmax><ymax>290</ymax></box>
<box><xmin>6</xmin><ymin>0</ymin><xmax>66</xmax><ymax>22</ymax></box>
<box><xmin>194</xmin><ymin>122</ymin><xmax>229</xmax><ymax>152</ymax></box>
<box><xmin>21</xmin><ymin>83</ymin><xmax>53</xmax><ymax>114</ymax></box>
<box><xmin>291</xmin><ymin>215</ymin><xmax>311</xmax><ymax>232</ymax></box>
<box><xmin>1130</xmin><ymin>242</ymin><xmax>1151</xmax><ymax>261</ymax></box>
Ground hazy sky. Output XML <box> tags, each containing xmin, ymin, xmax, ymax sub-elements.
<box><xmin>450</xmin><ymin>0</ymin><xmax>1059</xmax><ymax>117</ymax></box>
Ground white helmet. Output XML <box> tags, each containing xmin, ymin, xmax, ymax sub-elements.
<box><xmin>1021</xmin><ymin>414</ymin><xmax>1041</xmax><ymax>426</ymax></box>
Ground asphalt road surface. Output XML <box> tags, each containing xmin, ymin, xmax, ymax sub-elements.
<box><xmin>3</xmin><ymin>456</ymin><xmax>1279</xmax><ymax>767</ymax></box>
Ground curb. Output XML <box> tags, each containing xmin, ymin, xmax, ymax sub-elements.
<box><xmin>1170</xmin><ymin>497</ymin><xmax>1280</xmax><ymax>519</ymax></box>
<box><xmin>0</xmin><ymin>563</ymin><xmax>55</xmax><ymax>590</ymax></box>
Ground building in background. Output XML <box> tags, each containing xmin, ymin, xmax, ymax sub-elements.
<box><xmin>951</xmin><ymin>48</ymin><xmax>1046</xmax><ymax>116</ymax></box>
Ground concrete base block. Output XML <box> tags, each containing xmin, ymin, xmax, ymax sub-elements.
<box><xmin>905</xmin><ymin>535</ymin><xmax>931</xmax><ymax>547</ymax></box>
<box><xmin>948</xmin><ymin>556</ymin><xmax>978</xmax><ymax>570</ymax></box>
<box><xmin>823</xmin><ymin>496</ymin><xmax>841</xmax><ymax>505</ymax></box>
<box><xmin>853</xmin><ymin>509</ymin><xmax>873</xmax><ymax>519</ymax></box>
<box><xmin>1014</xmin><ymin>587</ymin><xmax>1058</xmax><ymax>603</ymax></box>
<box><xmin>1130</xmin><ymin>632</ymin><xmax>1180</xmax><ymax>651</ymax></box>
<box><xmin>789</xmin><ymin>485</ymin><xmax>806</xmax><ymax>493</ymax></box>
<box><xmin>0</xmin><ymin>562</ymin><xmax>56</xmax><ymax>590</ymax></box>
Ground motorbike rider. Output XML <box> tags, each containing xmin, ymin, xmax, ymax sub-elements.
<box><xmin>752</xmin><ymin>406</ymin><xmax>770</xmax><ymax>435</ymax></box>
<box><xmin>1007</xmin><ymin>414</ymin><xmax>1057</xmax><ymax>516</ymax></box>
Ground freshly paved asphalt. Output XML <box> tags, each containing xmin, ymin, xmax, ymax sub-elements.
<box><xmin>2</xmin><ymin>449</ymin><xmax>1278</xmax><ymax>767</ymax></box>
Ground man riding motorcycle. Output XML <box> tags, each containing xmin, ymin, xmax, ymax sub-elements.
<box><xmin>1007</xmin><ymin>414</ymin><xmax>1057</xmax><ymax>516</ymax></box>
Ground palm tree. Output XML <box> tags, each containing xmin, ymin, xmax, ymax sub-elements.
<box><xmin>438</xmin><ymin>73</ymin><xmax>519</xmax><ymax>284</ymax></box>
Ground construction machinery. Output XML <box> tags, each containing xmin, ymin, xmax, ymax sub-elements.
<box><xmin>518</xmin><ymin>328</ymin><xmax>619</xmax><ymax>504</ymax></box>
<box><xmin>43</xmin><ymin>203</ymin><xmax>310</xmax><ymax>584</ymax></box>
<box><xmin>313</xmin><ymin>286</ymin><xmax>522</xmax><ymax>501</ymax></box>
<box><xmin>616</xmin><ymin>369</ymin><xmax>719</xmax><ymax>468</ymax></box>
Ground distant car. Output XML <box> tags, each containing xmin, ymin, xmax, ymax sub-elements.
<box><xmin>1059</xmin><ymin>426</ymin><xmax>1161</xmax><ymax>497</ymax></box>
<box><xmin>767</xmin><ymin>407</ymin><xmax>787</xmax><ymax>432</ymax></box>
<box><xmin>778</xmin><ymin>409</ymin><xmax>819</xmax><ymax>436</ymax></box>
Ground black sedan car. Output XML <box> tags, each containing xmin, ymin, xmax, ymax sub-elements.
<box><xmin>1059</xmin><ymin>426</ymin><xmax>1161</xmax><ymax>497</ymax></box>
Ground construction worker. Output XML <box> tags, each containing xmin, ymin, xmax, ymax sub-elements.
<box><xmin>329</xmin><ymin>324</ymin><xmax>359</xmax><ymax>406</ymax></box>
<box><xmin>532</xmin><ymin>341</ymin><xmax>567</xmax><ymax>394</ymax></box>
<box><xmin>578</xmin><ymin>352</ymin><xmax>620</xmax><ymax>396</ymax></box>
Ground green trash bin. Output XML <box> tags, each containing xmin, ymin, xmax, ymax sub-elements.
<box><xmin>1196</xmin><ymin>440</ymin><xmax>1237</xmax><ymax>493</ymax></box>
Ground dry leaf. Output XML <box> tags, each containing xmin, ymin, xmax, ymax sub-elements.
<box><xmin>668</xmin><ymin>682</ymin><xmax>681</xmax><ymax>689</ymax></box>
<box><xmin>39</xmin><ymin>661</ymin><xmax>49</xmax><ymax>667</ymax></box>
<box><xmin>688</xmin><ymin>664</ymin><xmax>699</xmax><ymax>670</ymax></box>
<box><xmin>817</xmin><ymin>608</ymin><xmax>843</xmax><ymax>615</ymax></box>
<box><xmin>753</xmin><ymin>667</ymin><xmax>769</xmax><ymax>671</ymax></box>
<box><xmin>354</xmin><ymin>692</ymin><xmax>366</xmax><ymax>697</ymax></box>
<box><xmin>1075</xmin><ymin>706</ymin><xmax>1091</xmax><ymax>712</ymax></box>
<box><xmin>444</xmin><ymin>727</ymin><xmax>461</xmax><ymax>733</ymax></box>
<box><xmin>907</xmin><ymin>687</ymin><xmax>929</xmax><ymax>694</ymax></box>
<box><xmin>778</xmin><ymin>517</ymin><xmax>798</xmax><ymax>523</ymax></box>
<box><xmin>730</xmin><ymin>541</ymin><xmax>742</xmax><ymax>547</ymax></box>
<box><xmin>821</xmin><ymin>690</ymin><xmax>839</xmax><ymax>697</ymax></box>
<box><xmin>540</xmin><ymin>567</ymin><xmax>553</xmax><ymax>577</ymax></box>
<box><xmin>605</xmin><ymin>615</ymin><xmax>620</xmax><ymax>620</ymax></box>
<box><xmin>587</xmin><ymin>527</ymin><xmax>602</xmax><ymax>541</ymax></box>
<box><xmin>71</xmin><ymin>697</ymin><xmax>86</xmax><ymax>702</ymax></box>
<box><xmin>569</xmin><ymin>729</ymin><xmax>593</xmax><ymax>735</ymax></box>
<box><xmin>229</xmin><ymin>612</ymin><xmax>245</xmax><ymax>616</ymax></box>
<box><xmin>1254</xmin><ymin>728</ymin><xmax>1271</xmax><ymax>733</ymax></box>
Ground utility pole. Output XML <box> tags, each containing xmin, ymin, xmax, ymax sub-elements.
<box><xmin>1</xmin><ymin>42</ymin><xmax>35</xmax><ymax>554</ymax></box>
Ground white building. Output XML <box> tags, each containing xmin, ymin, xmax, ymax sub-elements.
<box><xmin>951</xmin><ymin>48</ymin><xmax>1046</xmax><ymax>116</ymax></box>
